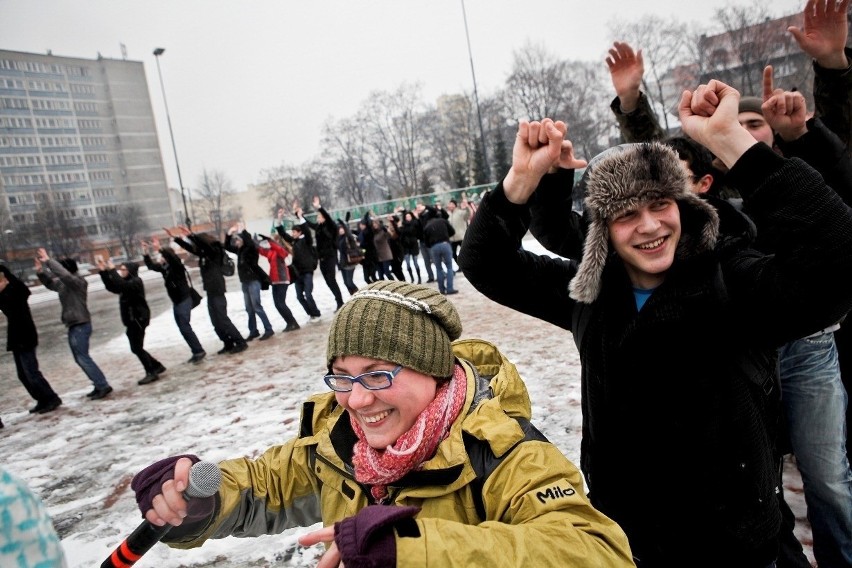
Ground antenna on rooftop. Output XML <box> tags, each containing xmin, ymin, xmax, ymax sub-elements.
<box><xmin>120</xmin><ymin>43</ymin><xmax>127</xmax><ymax>60</ymax></box>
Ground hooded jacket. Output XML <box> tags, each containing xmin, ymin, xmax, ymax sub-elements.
<box><xmin>99</xmin><ymin>262</ymin><xmax>151</xmax><ymax>328</ymax></box>
<box><xmin>162</xmin><ymin>339</ymin><xmax>635</xmax><ymax>567</ymax></box>
<box><xmin>37</xmin><ymin>258</ymin><xmax>90</xmax><ymax>327</ymax></box>
<box><xmin>459</xmin><ymin>144</ymin><xmax>852</xmax><ymax>566</ymax></box>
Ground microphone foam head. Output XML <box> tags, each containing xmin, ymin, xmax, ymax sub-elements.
<box><xmin>186</xmin><ymin>461</ymin><xmax>222</xmax><ymax>499</ymax></box>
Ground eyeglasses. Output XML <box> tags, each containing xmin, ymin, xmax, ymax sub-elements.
<box><xmin>324</xmin><ymin>365</ymin><xmax>403</xmax><ymax>392</ymax></box>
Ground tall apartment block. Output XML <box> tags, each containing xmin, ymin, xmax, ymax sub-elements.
<box><xmin>0</xmin><ymin>49</ymin><xmax>173</xmax><ymax>261</ymax></box>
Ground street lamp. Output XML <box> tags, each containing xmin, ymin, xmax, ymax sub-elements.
<box><xmin>152</xmin><ymin>47</ymin><xmax>192</xmax><ymax>228</ymax></box>
<box><xmin>460</xmin><ymin>0</ymin><xmax>489</xmax><ymax>181</ymax></box>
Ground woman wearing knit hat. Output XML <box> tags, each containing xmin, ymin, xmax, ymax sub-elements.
<box><xmin>123</xmin><ymin>280</ymin><xmax>634</xmax><ymax>567</ymax></box>
<box><xmin>460</xmin><ymin>80</ymin><xmax>852</xmax><ymax>567</ymax></box>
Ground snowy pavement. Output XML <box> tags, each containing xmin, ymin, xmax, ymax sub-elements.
<box><xmin>0</xmin><ymin>238</ymin><xmax>813</xmax><ymax>567</ymax></box>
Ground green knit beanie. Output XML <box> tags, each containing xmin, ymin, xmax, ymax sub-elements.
<box><xmin>326</xmin><ymin>281</ymin><xmax>463</xmax><ymax>378</ymax></box>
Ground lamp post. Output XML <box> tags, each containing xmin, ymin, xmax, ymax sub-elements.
<box><xmin>152</xmin><ymin>47</ymin><xmax>192</xmax><ymax>228</ymax></box>
<box><xmin>460</xmin><ymin>0</ymin><xmax>489</xmax><ymax>181</ymax></box>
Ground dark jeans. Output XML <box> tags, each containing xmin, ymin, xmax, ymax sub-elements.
<box><xmin>319</xmin><ymin>255</ymin><xmax>344</xmax><ymax>307</ymax></box>
<box><xmin>450</xmin><ymin>240</ymin><xmax>462</xmax><ymax>268</ymax></box>
<box><xmin>13</xmin><ymin>349</ymin><xmax>59</xmax><ymax>404</ymax></box>
<box><xmin>207</xmin><ymin>294</ymin><xmax>244</xmax><ymax>348</ymax></box>
<box><xmin>293</xmin><ymin>272</ymin><xmax>321</xmax><ymax>317</ymax></box>
<box><xmin>67</xmin><ymin>322</ymin><xmax>110</xmax><ymax>389</ymax></box>
<box><xmin>241</xmin><ymin>280</ymin><xmax>272</xmax><ymax>335</ymax></box>
<box><xmin>419</xmin><ymin>240</ymin><xmax>435</xmax><ymax>280</ymax></box>
<box><xmin>126</xmin><ymin>322</ymin><xmax>162</xmax><ymax>374</ymax></box>
<box><xmin>271</xmin><ymin>283</ymin><xmax>298</xmax><ymax>326</ymax></box>
<box><xmin>340</xmin><ymin>267</ymin><xmax>358</xmax><ymax>294</ymax></box>
<box><xmin>173</xmin><ymin>296</ymin><xmax>204</xmax><ymax>355</ymax></box>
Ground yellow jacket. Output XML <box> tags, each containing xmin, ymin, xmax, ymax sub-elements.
<box><xmin>168</xmin><ymin>339</ymin><xmax>634</xmax><ymax>567</ymax></box>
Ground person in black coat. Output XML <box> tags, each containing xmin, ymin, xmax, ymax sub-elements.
<box><xmin>460</xmin><ymin>83</ymin><xmax>852</xmax><ymax>566</ymax></box>
<box><xmin>142</xmin><ymin>238</ymin><xmax>206</xmax><ymax>363</ymax></box>
<box><xmin>171</xmin><ymin>228</ymin><xmax>248</xmax><ymax>355</ymax></box>
<box><xmin>0</xmin><ymin>264</ymin><xmax>62</xmax><ymax>414</ymax></box>
<box><xmin>225</xmin><ymin>225</ymin><xmax>274</xmax><ymax>342</ymax></box>
<box><xmin>276</xmin><ymin>222</ymin><xmax>321</xmax><ymax>319</ymax></box>
<box><xmin>96</xmin><ymin>257</ymin><xmax>165</xmax><ymax>384</ymax></box>
<box><xmin>304</xmin><ymin>197</ymin><xmax>345</xmax><ymax>310</ymax></box>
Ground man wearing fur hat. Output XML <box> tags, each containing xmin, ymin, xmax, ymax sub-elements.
<box><xmin>36</xmin><ymin>248</ymin><xmax>114</xmax><ymax>400</ymax></box>
<box><xmin>122</xmin><ymin>280</ymin><xmax>635</xmax><ymax>567</ymax></box>
<box><xmin>459</xmin><ymin>78</ymin><xmax>852</xmax><ymax>567</ymax></box>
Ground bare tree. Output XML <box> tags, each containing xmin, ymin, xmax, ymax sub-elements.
<box><xmin>195</xmin><ymin>169</ymin><xmax>239</xmax><ymax>237</ymax></box>
<box><xmin>103</xmin><ymin>204</ymin><xmax>148</xmax><ymax>259</ymax></box>
<box><xmin>502</xmin><ymin>42</ymin><xmax>573</xmax><ymax>120</ymax></box>
<box><xmin>321</xmin><ymin>114</ymin><xmax>376</xmax><ymax>205</ymax></box>
<box><xmin>609</xmin><ymin>15</ymin><xmax>690</xmax><ymax>131</ymax></box>
<box><xmin>24</xmin><ymin>198</ymin><xmax>86</xmax><ymax>259</ymax></box>
<box><xmin>360</xmin><ymin>83</ymin><xmax>432</xmax><ymax>198</ymax></box>
<box><xmin>422</xmin><ymin>94</ymin><xmax>477</xmax><ymax>188</ymax></box>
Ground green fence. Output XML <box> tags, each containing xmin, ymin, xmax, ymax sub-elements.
<box><xmin>289</xmin><ymin>182</ymin><xmax>497</xmax><ymax>228</ymax></box>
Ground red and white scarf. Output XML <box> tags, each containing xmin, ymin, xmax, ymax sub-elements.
<box><xmin>350</xmin><ymin>363</ymin><xmax>468</xmax><ymax>503</ymax></box>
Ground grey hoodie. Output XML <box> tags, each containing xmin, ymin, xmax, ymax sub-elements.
<box><xmin>37</xmin><ymin>258</ymin><xmax>91</xmax><ymax>327</ymax></box>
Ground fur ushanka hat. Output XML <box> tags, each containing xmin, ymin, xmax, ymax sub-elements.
<box><xmin>568</xmin><ymin>142</ymin><xmax>720</xmax><ymax>304</ymax></box>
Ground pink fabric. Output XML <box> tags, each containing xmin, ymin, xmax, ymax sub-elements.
<box><xmin>351</xmin><ymin>363</ymin><xmax>467</xmax><ymax>502</ymax></box>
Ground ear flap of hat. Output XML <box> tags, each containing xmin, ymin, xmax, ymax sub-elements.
<box><xmin>569</xmin><ymin>211</ymin><xmax>609</xmax><ymax>304</ymax></box>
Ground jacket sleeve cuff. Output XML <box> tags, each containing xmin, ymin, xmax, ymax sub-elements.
<box><xmin>725</xmin><ymin>143</ymin><xmax>787</xmax><ymax>199</ymax></box>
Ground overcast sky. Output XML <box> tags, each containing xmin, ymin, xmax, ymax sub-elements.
<box><xmin>1</xmin><ymin>0</ymin><xmax>801</xmax><ymax>193</ymax></box>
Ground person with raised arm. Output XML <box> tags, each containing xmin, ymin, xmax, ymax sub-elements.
<box><xmin>459</xmin><ymin>79</ymin><xmax>852</xmax><ymax>566</ymax></box>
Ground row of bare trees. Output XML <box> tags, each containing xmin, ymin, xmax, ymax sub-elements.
<box><xmin>10</xmin><ymin>0</ymin><xmax>821</xmax><ymax>259</ymax></box>
<box><xmin>228</xmin><ymin>0</ymin><xmax>835</xmax><ymax>219</ymax></box>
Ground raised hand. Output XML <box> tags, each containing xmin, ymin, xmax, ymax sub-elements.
<box><xmin>679</xmin><ymin>80</ymin><xmax>757</xmax><ymax>168</ymax></box>
<box><xmin>36</xmin><ymin>247</ymin><xmax>49</xmax><ymax>262</ymax></box>
<box><xmin>606</xmin><ymin>41</ymin><xmax>644</xmax><ymax>112</ymax></box>
<box><xmin>761</xmin><ymin>65</ymin><xmax>808</xmax><ymax>141</ymax></box>
<box><xmin>788</xmin><ymin>0</ymin><xmax>850</xmax><ymax>68</ymax></box>
<box><xmin>503</xmin><ymin>118</ymin><xmax>565</xmax><ymax>205</ymax></box>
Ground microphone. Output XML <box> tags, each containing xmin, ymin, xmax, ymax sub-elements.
<box><xmin>102</xmin><ymin>461</ymin><xmax>222</xmax><ymax>568</ymax></box>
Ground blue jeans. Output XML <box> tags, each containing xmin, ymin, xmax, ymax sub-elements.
<box><xmin>13</xmin><ymin>349</ymin><xmax>59</xmax><ymax>403</ymax></box>
<box><xmin>293</xmin><ymin>272</ymin><xmax>320</xmax><ymax>317</ymax></box>
<box><xmin>67</xmin><ymin>322</ymin><xmax>110</xmax><ymax>389</ymax></box>
<box><xmin>430</xmin><ymin>241</ymin><xmax>454</xmax><ymax>293</ymax></box>
<box><xmin>271</xmin><ymin>283</ymin><xmax>298</xmax><ymax>326</ymax></box>
<box><xmin>241</xmin><ymin>280</ymin><xmax>272</xmax><ymax>334</ymax></box>
<box><xmin>340</xmin><ymin>267</ymin><xmax>357</xmax><ymax>294</ymax></box>
<box><xmin>173</xmin><ymin>296</ymin><xmax>204</xmax><ymax>355</ymax></box>
<box><xmin>779</xmin><ymin>333</ymin><xmax>852</xmax><ymax>566</ymax></box>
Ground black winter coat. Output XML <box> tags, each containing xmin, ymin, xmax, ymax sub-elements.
<box><xmin>225</xmin><ymin>230</ymin><xmax>267</xmax><ymax>285</ymax></box>
<box><xmin>144</xmin><ymin>251</ymin><xmax>192</xmax><ymax>304</ymax></box>
<box><xmin>174</xmin><ymin>235</ymin><xmax>230</xmax><ymax>297</ymax></box>
<box><xmin>304</xmin><ymin>207</ymin><xmax>338</xmax><ymax>260</ymax></box>
<box><xmin>459</xmin><ymin>144</ymin><xmax>852</xmax><ymax>566</ymax></box>
<box><xmin>99</xmin><ymin>265</ymin><xmax>151</xmax><ymax>329</ymax></box>
<box><xmin>0</xmin><ymin>265</ymin><xmax>38</xmax><ymax>351</ymax></box>
<box><xmin>277</xmin><ymin>229</ymin><xmax>318</xmax><ymax>277</ymax></box>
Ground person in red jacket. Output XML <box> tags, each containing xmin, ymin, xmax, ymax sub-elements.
<box><xmin>257</xmin><ymin>234</ymin><xmax>300</xmax><ymax>332</ymax></box>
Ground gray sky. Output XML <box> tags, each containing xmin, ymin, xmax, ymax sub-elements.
<box><xmin>1</xmin><ymin>0</ymin><xmax>800</xmax><ymax>192</ymax></box>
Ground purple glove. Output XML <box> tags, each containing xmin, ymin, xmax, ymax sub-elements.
<box><xmin>334</xmin><ymin>505</ymin><xmax>420</xmax><ymax>568</ymax></box>
<box><xmin>131</xmin><ymin>454</ymin><xmax>213</xmax><ymax>522</ymax></box>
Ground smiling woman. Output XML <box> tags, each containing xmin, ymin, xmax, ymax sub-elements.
<box><xmin>124</xmin><ymin>280</ymin><xmax>634</xmax><ymax>567</ymax></box>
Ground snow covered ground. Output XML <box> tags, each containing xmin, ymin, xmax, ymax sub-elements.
<box><xmin>0</xmin><ymin>237</ymin><xmax>813</xmax><ymax>567</ymax></box>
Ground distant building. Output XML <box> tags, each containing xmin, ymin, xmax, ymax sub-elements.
<box><xmin>0</xmin><ymin>49</ymin><xmax>173</xmax><ymax>258</ymax></box>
